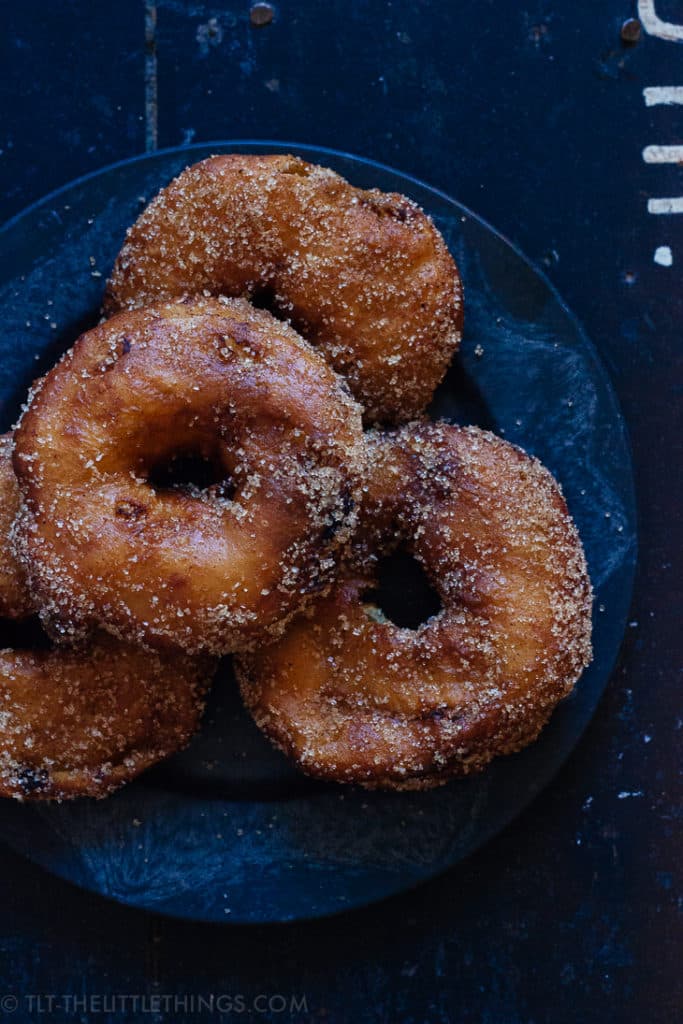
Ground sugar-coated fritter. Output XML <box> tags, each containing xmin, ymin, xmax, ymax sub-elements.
<box><xmin>12</xmin><ymin>298</ymin><xmax>365</xmax><ymax>655</ymax></box>
<box><xmin>237</xmin><ymin>423</ymin><xmax>593</xmax><ymax>790</ymax></box>
<box><xmin>104</xmin><ymin>154</ymin><xmax>463</xmax><ymax>424</ymax></box>
<box><xmin>0</xmin><ymin>637</ymin><xmax>211</xmax><ymax>801</ymax></box>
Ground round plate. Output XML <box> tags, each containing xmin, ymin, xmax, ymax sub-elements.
<box><xmin>0</xmin><ymin>143</ymin><xmax>636</xmax><ymax>923</ymax></box>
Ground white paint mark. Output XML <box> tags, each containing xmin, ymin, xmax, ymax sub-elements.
<box><xmin>638</xmin><ymin>0</ymin><xmax>683</xmax><ymax>41</ymax></box>
<box><xmin>643</xmin><ymin>86</ymin><xmax>683</xmax><ymax>106</ymax></box>
<box><xmin>648</xmin><ymin>196</ymin><xmax>683</xmax><ymax>214</ymax></box>
<box><xmin>617</xmin><ymin>790</ymin><xmax>644</xmax><ymax>799</ymax></box>
<box><xmin>643</xmin><ymin>144</ymin><xmax>683</xmax><ymax>163</ymax></box>
<box><xmin>654</xmin><ymin>245</ymin><xmax>673</xmax><ymax>265</ymax></box>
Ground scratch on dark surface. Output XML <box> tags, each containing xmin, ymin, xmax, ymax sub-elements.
<box><xmin>197</xmin><ymin>17</ymin><xmax>223</xmax><ymax>56</ymax></box>
<box><xmin>144</xmin><ymin>1</ymin><xmax>158</xmax><ymax>151</ymax></box>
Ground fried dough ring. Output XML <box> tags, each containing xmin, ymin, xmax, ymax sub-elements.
<box><xmin>237</xmin><ymin>423</ymin><xmax>593</xmax><ymax>790</ymax></box>
<box><xmin>0</xmin><ymin>435</ymin><xmax>212</xmax><ymax>801</ymax></box>
<box><xmin>104</xmin><ymin>154</ymin><xmax>463</xmax><ymax>424</ymax></box>
<box><xmin>0</xmin><ymin>639</ymin><xmax>211</xmax><ymax>801</ymax></box>
<box><xmin>13</xmin><ymin>298</ymin><xmax>364</xmax><ymax>655</ymax></box>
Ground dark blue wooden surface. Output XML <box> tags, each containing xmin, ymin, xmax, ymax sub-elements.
<box><xmin>0</xmin><ymin>2</ymin><xmax>680</xmax><ymax>1021</ymax></box>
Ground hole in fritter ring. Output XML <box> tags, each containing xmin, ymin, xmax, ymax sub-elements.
<box><xmin>249</xmin><ymin>282</ymin><xmax>279</xmax><ymax>314</ymax></box>
<box><xmin>0</xmin><ymin>615</ymin><xmax>53</xmax><ymax>652</ymax></box>
<box><xmin>363</xmin><ymin>547</ymin><xmax>442</xmax><ymax>630</ymax></box>
<box><xmin>146</xmin><ymin>450</ymin><xmax>235</xmax><ymax>499</ymax></box>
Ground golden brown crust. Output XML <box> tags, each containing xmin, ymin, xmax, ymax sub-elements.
<box><xmin>0</xmin><ymin>436</ymin><xmax>214</xmax><ymax>800</ymax></box>
<box><xmin>237</xmin><ymin>423</ymin><xmax>593</xmax><ymax>790</ymax></box>
<box><xmin>12</xmin><ymin>297</ymin><xmax>365</xmax><ymax>655</ymax></box>
<box><xmin>104</xmin><ymin>154</ymin><xmax>463</xmax><ymax>424</ymax></box>
<box><xmin>0</xmin><ymin>434</ymin><xmax>32</xmax><ymax>619</ymax></box>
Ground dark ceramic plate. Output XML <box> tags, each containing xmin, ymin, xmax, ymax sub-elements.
<box><xmin>0</xmin><ymin>143</ymin><xmax>636</xmax><ymax>923</ymax></box>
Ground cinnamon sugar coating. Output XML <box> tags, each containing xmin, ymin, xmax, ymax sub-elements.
<box><xmin>104</xmin><ymin>154</ymin><xmax>463</xmax><ymax>424</ymax></box>
<box><xmin>237</xmin><ymin>423</ymin><xmax>593</xmax><ymax>790</ymax></box>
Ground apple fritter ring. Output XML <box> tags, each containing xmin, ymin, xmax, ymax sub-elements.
<box><xmin>0</xmin><ymin>433</ymin><xmax>212</xmax><ymax>801</ymax></box>
<box><xmin>0</xmin><ymin>638</ymin><xmax>211</xmax><ymax>801</ymax></box>
<box><xmin>237</xmin><ymin>423</ymin><xmax>593</xmax><ymax>790</ymax></box>
<box><xmin>12</xmin><ymin>298</ymin><xmax>365</xmax><ymax>655</ymax></box>
<box><xmin>104</xmin><ymin>153</ymin><xmax>463</xmax><ymax>424</ymax></box>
